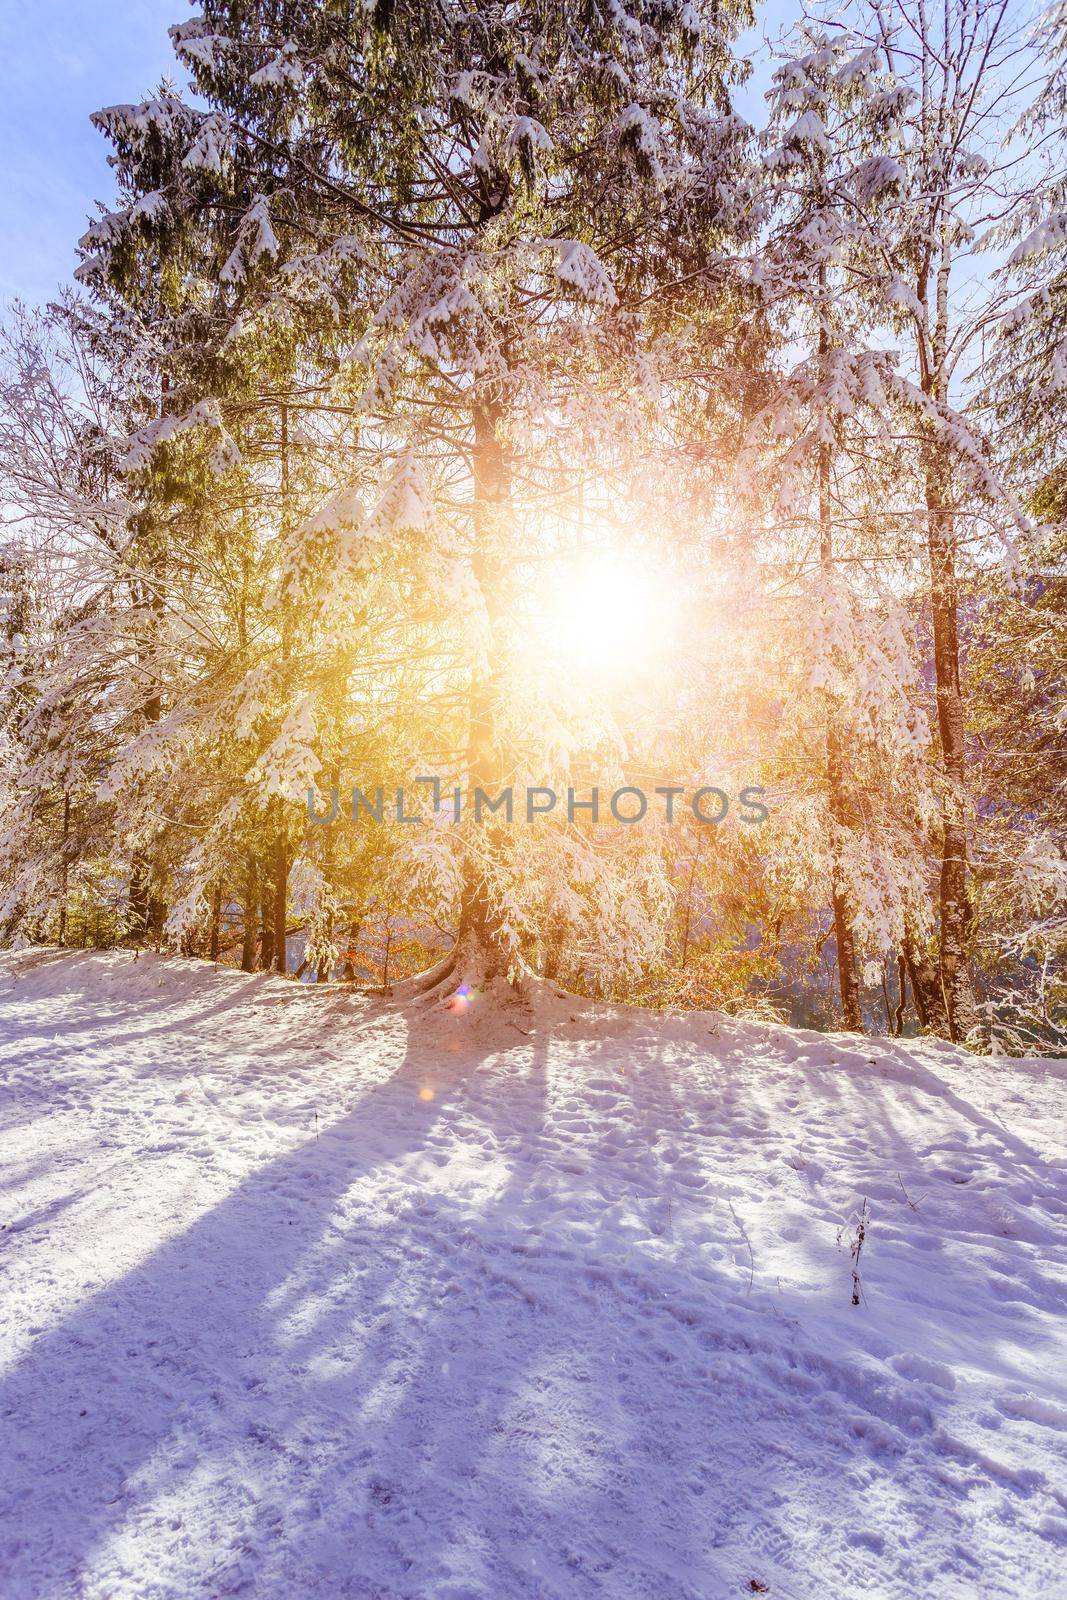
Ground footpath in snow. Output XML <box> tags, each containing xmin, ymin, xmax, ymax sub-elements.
<box><xmin>0</xmin><ymin>949</ymin><xmax>1065</xmax><ymax>1600</ymax></box>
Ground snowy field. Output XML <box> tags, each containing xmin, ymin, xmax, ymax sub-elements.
<box><xmin>0</xmin><ymin>950</ymin><xmax>1065</xmax><ymax>1600</ymax></box>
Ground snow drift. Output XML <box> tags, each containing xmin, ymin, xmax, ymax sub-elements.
<box><xmin>0</xmin><ymin>950</ymin><xmax>1065</xmax><ymax>1599</ymax></box>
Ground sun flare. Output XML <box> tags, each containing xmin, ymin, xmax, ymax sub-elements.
<box><xmin>540</xmin><ymin>551</ymin><xmax>674</xmax><ymax>685</ymax></box>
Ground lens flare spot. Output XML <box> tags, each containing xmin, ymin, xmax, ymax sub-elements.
<box><xmin>418</xmin><ymin>1086</ymin><xmax>435</xmax><ymax>1102</ymax></box>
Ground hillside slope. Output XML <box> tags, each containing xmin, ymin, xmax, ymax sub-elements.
<box><xmin>0</xmin><ymin>950</ymin><xmax>1065</xmax><ymax>1600</ymax></box>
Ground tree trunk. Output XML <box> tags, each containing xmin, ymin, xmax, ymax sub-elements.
<box><xmin>129</xmin><ymin>858</ymin><xmax>150</xmax><ymax>939</ymax></box>
<box><xmin>271</xmin><ymin>405</ymin><xmax>292</xmax><ymax>980</ymax></box>
<box><xmin>58</xmin><ymin>792</ymin><xmax>70</xmax><ymax>946</ymax></box>
<box><xmin>208</xmin><ymin>879</ymin><xmax>222</xmax><ymax>963</ymax></box>
<box><xmin>903</xmin><ymin>935</ymin><xmax>950</xmax><ymax>1036</ymax></box>
<box><xmin>913</xmin><ymin>230</ymin><xmax>979</xmax><ymax>1045</ymax></box>
<box><xmin>819</xmin><ymin>426</ymin><xmax>863</xmax><ymax>1033</ymax></box>
<box><xmin>259</xmin><ymin>869</ymin><xmax>275</xmax><ymax>971</ymax></box>
<box><xmin>240</xmin><ymin>854</ymin><xmax>258</xmax><ymax>972</ymax></box>
<box><xmin>451</xmin><ymin>396</ymin><xmax>510</xmax><ymax>991</ymax></box>
<box><xmin>149</xmin><ymin>891</ymin><xmax>166</xmax><ymax>951</ymax></box>
<box><xmin>924</xmin><ymin>442</ymin><xmax>980</xmax><ymax>1043</ymax></box>
<box><xmin>893</xmin><ymin>953</ymin><xmax>908</xmax><ymax>1036</ymax></box>
<box><xmin>272</xmin><ymin>825</ymin><xmax>288</xmax><ymax>976</ymax></box>
<box><xmin>317</xmin><ymin>764</ymin><xmax>338</xmax><ymax>981</ymax></box>
<box><xmin>403</xmin><ymin>395</ymin><xmax>513</xmax><ymax>1005</ymax></box>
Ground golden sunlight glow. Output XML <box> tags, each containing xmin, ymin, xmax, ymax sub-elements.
<box><xmin>542</xmin><ymin>550</ymin><xmax>674</xmax><ymax>684</ymax></box>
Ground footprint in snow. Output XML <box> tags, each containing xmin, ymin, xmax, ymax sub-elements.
<box><xmin>997</xmin><ymin>1394</ymin><xmax>1067</xmax><ymax>1431</ymax></box>
<box><xmin>889</xmin><ymin>1352</ymin><xmax>956</xmax><ymax>1391</ymax></box>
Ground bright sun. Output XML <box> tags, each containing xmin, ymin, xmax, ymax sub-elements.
<box><xmin>543</xmin><ymin>552</ymin><xmax>670</xmax><ymax>683</ymax></box>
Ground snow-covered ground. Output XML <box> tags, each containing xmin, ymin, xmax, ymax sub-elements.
<box><xmin>1</xmin><ymin>950</ymin><xmax>1065</xmax><ymax>1600</ymax></box>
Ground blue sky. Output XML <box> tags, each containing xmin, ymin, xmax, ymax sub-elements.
<box><xmin>0</xmin><ymin>0</ymin><xmax>182</xmax><ymax>306</ymax></box>
<box><xmin>0</xmin><ymin>0</ymin><xmax>789</xmax><ymax>309</ymax></box>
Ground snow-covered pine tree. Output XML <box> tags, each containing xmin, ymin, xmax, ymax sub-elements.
<box><xmin>158</xmin><ymin>0</ymin><xmax>757</xmax><ymax>996</ymax></box>
<box><xmin>0</xmin><ymin>301</ymin><xmax>150</xmax><ymax>945</ymax></box>
<box><xmin>986</xmin><ymin>0</ymin><xmax>1067</xmax><ymax>477</ymax></box>
<box><xmin>67</xmin><ymin>71</ymin><xmax>439</xmax><ymax>973</ymax></box>
<box><xmin>968</xmin><ymin>2</ymin><xmax>1067</xmax><ymax>1048</ymax></box>
<box><xmin>755</xmin><ymin>25</ymin><xmax>924</xmax><ymax>1031</ymax></box>
<box><xmin>754</xmin><ymin>1</ymin><xmax>1047</xmax><ymax>1043</ymax></box>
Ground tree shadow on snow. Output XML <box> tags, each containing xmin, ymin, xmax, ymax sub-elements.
<box><xmin>1</xmin><ymin>999</ymin><xmax>1061</xmax><ymax>1599</ymax></box>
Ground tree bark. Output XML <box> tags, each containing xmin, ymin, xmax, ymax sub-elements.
<box><xmin>914</xmin><ymin>227</ymin><xmax>980</xmax><ymax>1045</ymax></box>
<box><xmin>924</xmin><ymin>442</ymin><xmax>980</xmax><ymax>1042</ymax></box>
<box><xmin>241</xmin><ymin>854</ymin><xmax>258</xmax><ymax>972</ymax></box>
<box><xmin>272</xmin><ymin>826</ymin><xmax>288</xmax><ymax>976</ymax></box>
<box><xmin>149</xmin><ymin>891</ymin><xmax>166</xmax><ymax>950</ymax></box>
<box><xmin>317</xmin><ymin>764</ymin><xmax>338</xmax><ymax>981</ymax></box>
<box><xmin>259</xmin><ymin>869</ymin><xmax>275</xmax><ymax>971</ymax></box>
<box><xmin>129</xmin><ymin>858</ymin><xmax>151</xmax><ymax>939</ymax></box>
<box><xmin>58</xmin><ymin>792</ymin><xmax>70</xmax><ymax>946</ymax></box>
<box><xmin>893</xmin><ymin>953</ymin><xmax>908</xmax><ymax>1036</ymax></box>
<box><xmin>208</xmin><ymin>879</ymin><xmax>222</xmax><ymax>963</ymax></box>
<box><xmin>452</xmin><ymin>395</ymin><xmax>510</xmax><ymax>989</ymax></box>
<box><xmin>270</xmin><ymin>405</ymin><xmax>291</xmax><ymax>979</ymax></box>
<box><xmin>903</xmin><ymin>935</ymin><xmax>950</xmax><ymax>1036</ymax></box>
<box><xmin>819</xmin><ymin>420</ymin><xmax>862</xmax><ymax>1033</ymax></box>
<box><xmin>128</xmin><ymin>381</ymin><xmax>169</xmax><ymax>943</ymax></box>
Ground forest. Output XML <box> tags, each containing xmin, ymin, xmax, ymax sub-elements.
<box><xmin>0</xmin><ymin>0</ymin><xmax>1064</xmax><ymax>1051</ymax></box>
